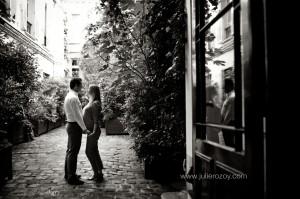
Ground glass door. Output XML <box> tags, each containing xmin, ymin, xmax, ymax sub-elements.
<box><xmin>193</xmin><ymin>0</ymin><xmax>266</xmax><ymax>198</ymax></box>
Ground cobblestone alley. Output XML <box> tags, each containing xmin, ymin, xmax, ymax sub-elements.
<box><xmin>0</xmin><ymin>127</ymin><xmax>176</xmax><ymax>199</ymax></box>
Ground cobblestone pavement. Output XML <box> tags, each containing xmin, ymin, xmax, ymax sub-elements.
<box><xmin>0</xmin><ymin>126</ymin><xmax>176</xmax><ymax>199</ymax></box>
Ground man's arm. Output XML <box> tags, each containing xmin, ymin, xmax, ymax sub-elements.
<box><xmin>70</xmin><ymin>98</ymin><xmax>88</xmax><ymax>132</ymax></box>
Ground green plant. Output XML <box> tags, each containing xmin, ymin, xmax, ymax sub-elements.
<box><xmin>27</xmin><ymin>91</ymin><xmax>58</xmax><ymax>122</ymax></box>
<box><xmin>27</xmin><ymin>79</ymin><xmax>69</xmax><ymax>123</ymax></box>
<box><xmin>21</xmin><ymin>119</ymin><xmax>34</xmax><ymax>142</ymax></box>
<box><xmin>0</xmin><ymin>33</ymin><xmax>40</xmax><ymax>130</ymax></box>
<box><xmin>0</xmin><ymin>0</ymin><xmax>9</xmax><ymax>18</ymax></box>
<box><xmin>85</xmin><ymin>0</ymin><xmax>186</xmax><ymax>164</ymax></box>
<box><xmin>0</xmin><ymin>130</ymin><xmax>9</xmax><ymax>147</ymax></box>
<box><xmin>102</xmin><ymin>79</ymin><xmax>127</xmax><ymax>120</ymax></box>
<box><xmin>40</xmin><ymin>79</ymin><xmax>69</xmax><ymax>120</ymax></box>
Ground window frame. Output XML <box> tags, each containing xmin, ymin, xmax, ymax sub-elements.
<box><xmin>195</xmin><ymin>0</ymin><xmax>244</xmax><ymax>152</ymax></box>
<box><xmin>72</xmin><ymin>59</ymin><xmax>79</xmax><ymax>66</ymax></box>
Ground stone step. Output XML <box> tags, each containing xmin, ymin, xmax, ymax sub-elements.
<box><xmin>161</xmin><ymin>190</ymin><xmax>192</xmax><ymax>199</ymax></box>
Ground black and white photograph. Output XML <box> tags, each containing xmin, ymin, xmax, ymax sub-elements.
<box><xmin>1</xmin><ymin>0</ymin><xmax>282</xmax><ymax>198</ymax></box>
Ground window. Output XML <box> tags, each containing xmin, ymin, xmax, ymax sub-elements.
<box><xmin>72</xmin><ymin>68</ymin><xmax>79</xmax><ymax>77</ymax></box>
<box><xmin>72</xmin><ymin>59</ymin><xmax>78</xmax><ymax>66</ymax></box>
<box><xmin>44</xmin><ymin>3</ymin><xmax>47</xmax><ymax>46</ymax></box>
<box><xmin>43</xmin><ymin>72</ymin><xmax>50</xmax><ymax>79</ymax></box>
<box><xmin>27</xmin><ymin>21</ymin><xmax>32</xmax><ymax>34</ymax></box>
<box><xmin>26</xmin><ymin>0</ymin><xmax>35</xmax><ymax>35</ymax></box>
<box><xmin>222</xmin><ymin>0</ymin><xmax>232</xmax><ymax>40</ymax></box>
<box><xmin>224</xmin><ymin>26</ymin><xmax>231</xmax><ymax>39</ymax></box>
<box><xmin>9</xmin><ymin>0</ymin><xmax>17</xmax><ymax>21</ymax></box>
<box><xmin>195</xmin><ymin>0</ymin><xmax>244</xmax><ymax>151</ymax></box>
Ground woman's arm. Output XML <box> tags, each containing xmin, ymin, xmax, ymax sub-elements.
<box><xmin>91</xmin><ymin>101</ymin><xmax>101</xmax><ymax>135</ymax></box>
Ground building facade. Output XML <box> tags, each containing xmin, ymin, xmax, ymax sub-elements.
<box><xmin>62</xmin><ymin>0</ymin><xmax>97</xmax><ymax>78</ymax></box>
<box><xmin>0</xmin><ymin>0</ymin><xmax>67</xmax><ymax>79</ymax></box>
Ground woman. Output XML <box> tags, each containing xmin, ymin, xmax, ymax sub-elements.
<box><xmin>206</xmin><ymin>85</ymin><xmax>221</xmax><ymax>143</ymax></box>
<box><xmin>83</xmin><ymin>85</ymin><xmax>104</xmax><ymax>182</ymax></box>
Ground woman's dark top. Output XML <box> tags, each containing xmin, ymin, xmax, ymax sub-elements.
<box><xmin>83</xmin><ymin>101</ymin><xmax>102</xmax><ymax>133</ymax></box>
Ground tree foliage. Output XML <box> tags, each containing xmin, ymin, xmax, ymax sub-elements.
<box><xmin>0</xmin><ymin>0</ymin><xmax>9</xmax><ymax>18</ymax></box>
<box><xmin>0</xmin><ymin>34</ymin><xmax>40</xmax><ymax>130</ymax></box>
<box><xmin>84</xmin><ymin>0</ymin><xmax>186</xmax><ymax>162</ymax></box>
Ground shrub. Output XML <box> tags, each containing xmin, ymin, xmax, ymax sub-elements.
<box><xmin>21</xmin><ymin>119</ymin><xmax>34</xmax><ymax>142</ymax></box>
<box><xmin>27</xmin><ymin>91</ymin><xmax>58</xmax><ymax>122</ymax></box>
<box><xmin>27</xmin><ymin>79</ymin><xmax>69</xmax><ymax>122</ymax></box>
<box><xmin>41</xmin><ymin>79</ymin><xmax>69</xmax><ymax>120</ymax></box>
<box><xmin>0</xmin><ymin>33</ymin><xmax>40</xmax><ymax>130</ymax></box>
<box><xmin>102</xmin><ymin>80</ymin><xmax>126</xmax><ymax>121</ymax></box>
<box><xmin>84</xmin><ymin>0</ymin><xmax>186</xmax><ymax>166</ymax></box>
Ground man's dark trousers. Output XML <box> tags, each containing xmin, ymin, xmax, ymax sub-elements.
<box><xmin>65</xmin><ymin>122</ymin><xmax>82</xmax><ymax>181</ymax></box>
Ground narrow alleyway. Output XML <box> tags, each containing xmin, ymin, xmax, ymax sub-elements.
<box><xmin>0</xmin><ymin>127</ymin><xmax>176</xmax><ymax>199</ymax></box>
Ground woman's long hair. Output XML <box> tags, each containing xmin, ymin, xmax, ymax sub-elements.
<box><xmin>88</xmin><ymin>85</ymin><xmax>101</xmax><ymax>104</ymax></box>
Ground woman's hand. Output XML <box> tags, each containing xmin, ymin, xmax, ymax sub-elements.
<box><xmin>87</xmin><ymin>132</ymin><xmax>95</xmax><ymax>137</ymax></box>
<box><xmin>83</xmin><ymin>129</ymin><xmax>90</xmax><ymax>134</ymax></box>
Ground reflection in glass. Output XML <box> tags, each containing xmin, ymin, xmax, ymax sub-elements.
<box><xmin>205</xmin><ymin>8</ymin><xmax>234</xmax><ymax>125</ymax></box>
<box><xmin>204</xmin><ymin>8</ymin><xmax>238</xmax><ymax>147</ymax></box>
<box><xmin>206</xmin><ymin>87</ymin><xmax>221</xmax><ymax>143</ymax></box>
<box><xmin>205</xmin><ymin>0</ymin><xmax>232</xmax><ymax>24</ymax></box>
<box><xmin>206</xmin><ymin>126</ymin><xmax>221</xmax><ymax>144</ymax></box>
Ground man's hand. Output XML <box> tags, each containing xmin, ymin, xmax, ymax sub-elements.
<box><xmin>83</xmin><ymin>129</ymin><xmax>91</xmax><ymax>135</ymax></box>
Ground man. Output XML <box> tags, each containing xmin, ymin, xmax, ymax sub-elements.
<box><xmin>64</xmin><ymin>78</ymin><xmax>90</xmax><ymax>185</ymax></box>
<box><xmin>221</xmin><ymin>78</ymin><xmax>235</xmax><ymax>147</ymax></box>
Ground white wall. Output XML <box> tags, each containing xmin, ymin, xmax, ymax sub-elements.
<box><xmin>27</xmin><ymin>0</ymin><xmax>35</xmax><ymax>36</ymax></box>
<box><xmin>47</xmin><ymin>1</ymin><xmax>66</xmax><ymax>77</ymax></box>
<box><xmin>63</xmin><ymin>0</ymin><xmax>97</xmax><ymax>75</ymax></box>
<box><xmin>5</xmin><ymin>0</ymin><xmax>67</xmax><ymax>78</ymax></box>
<box><xmin>33</xmin><ymin>0</ymin><xmax>46</xmax><ymax>45</ymax></box>
<box><xmin>14</xmin><ymin>0</ymin><xmax>27</xmax><ymax>30</ymax></box>
<box><xmin>36</xmin><ymin>54</ymin><xmax>54</xmax><ymax>77</ymax></box>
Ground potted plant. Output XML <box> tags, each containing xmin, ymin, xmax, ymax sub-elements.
<box><xmin>0</xmin><ymin>31</ymin><xmax>39</xmax><ymax>186</ymax></box>
<box><xmin>132</xmin><ymin>129</ymin><xmax>185</xmax><ymax>182</ymax></box>
<box><xmin>44</xmin><ymin>96</ymin><xmax>59</xmax><ymax>131</ymax></box>
<box><xmin>28</xmin><ymin>93</ymin><xmax>50</xmax><ymax>136</ymax></box>
<box><xmin>123</xmin><ymin>84</ymin><xmax>186</xmax><ymax>182</ymax></box>
<box><xmin>8</xmin><ymin>119</ymin><xmax>34</xmax><ymax>144</ymax></box>
<box><xmin>0</xmin><ymin>130</ymin><xmax>12</xmax><ymax>186</ymax></box>
<box><xmin>1</xmin><ymin>33</ymin><xmax>40</xmax><ymax>141</ymax></box>
<box><xmin>102</xmin><ymin>85</ymin><xmax>127</xmax><ymax>135</ymax></box>
<box><xmin>41</xmin><ymin>79</ymin><xmax>68</xmax><ymax>129</ymax></box>
<box><xmin>102</xmin><ymin>108</ymin><xmax>124</xmax><ymax>135</ymax></box>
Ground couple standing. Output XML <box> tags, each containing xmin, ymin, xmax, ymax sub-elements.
<box><xmin>64</xmin><ymin>78</ymin><xmax>104</xmax><ymax>185</ymax></box>
<box><xmin>206</xmin><ymin>78</ymin><xmax>235</xmax><ymax>147</ymax></box>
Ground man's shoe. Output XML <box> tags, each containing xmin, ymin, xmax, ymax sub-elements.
<box><xmin>67</xmin><ymin>178</ymin><xmax>84</xmax><ymax>185</ymax></box>
<box><xmin>64</xmin><ymin>174</ymin><xmax>81</xmax><ymax>180</ymax></box>
<box><xmin>95</xmin><ymin>175</ymin><xmax>104</xmax><ymax>183</ymax></box>
<box><xmin>76</xmin><ymin>174</ymin><xmax>81</xmax><ymax>179</ymax></box>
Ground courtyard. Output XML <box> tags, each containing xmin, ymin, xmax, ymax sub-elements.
<box><xmin>0</xmin><ymin>127</ymin><xmax>177</xmax><ymax>199</ymax></box>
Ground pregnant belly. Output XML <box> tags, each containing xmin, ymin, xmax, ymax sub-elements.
<box><xmin>83</xmin><ymin>115</ymin><xmax>93</xmax><ymax>131</ymax></box>
<box><xmin>84</xmin><ymin>119</ymin><xmax>100</xmax><ymax>132</ymax></box>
